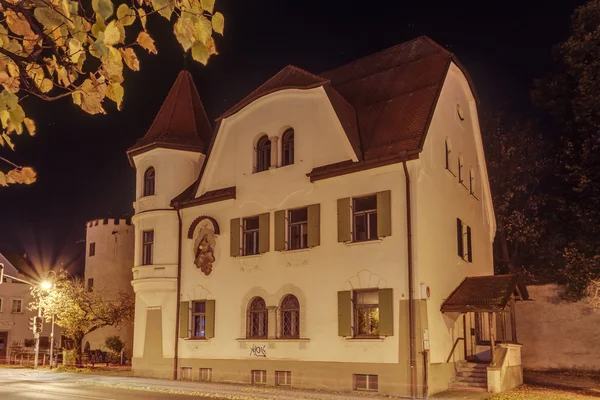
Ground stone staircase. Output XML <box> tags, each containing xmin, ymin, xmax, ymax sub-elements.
<box><xmin>451</xmin><ymin>361</ymin><xmax>488</xmax><ymax>390</ymax></box>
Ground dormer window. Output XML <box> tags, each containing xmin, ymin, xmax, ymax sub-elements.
<box><xmin>282</xmin><ymin>129</ymin><xmax>294</xmax><ymax>166</ymax></box>
<box><xmin>143</xmin><ymin>167</ymin><xmax>155</xmax><ymax>196</ymax></box>
<box><xmin>256</xmin><ymin>135</ymin><xmax>271</xmax><ymax>173</ymax></box>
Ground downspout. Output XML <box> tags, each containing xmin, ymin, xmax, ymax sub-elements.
<box><xmin>403</xmin><ymin>160</ymin><xmax>417</xmax><ymax>398</ymax></box>
<box><xmin>173</xmin><ymin>205</ymin><xmax>183</xmax><ymax>380</ymax></box>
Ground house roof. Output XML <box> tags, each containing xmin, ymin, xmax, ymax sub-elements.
<box><xmin>440</xmin><ymin>275</ymin><xmax>529</xmax><ymax>313</ymax></box>
<box><xmin>127</xmin><ymin>70</ymin><xmax>213</xmax><ymax>164</ymax></box>
<box><xmin>0</xmin><ymin>252</ymin><xmax>20</xmax><ymax>277</ymax></box>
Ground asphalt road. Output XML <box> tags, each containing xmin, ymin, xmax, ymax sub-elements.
<box><xmin>0</xmin><ymin>370</ymin><xmax>216</xmax><ymax>400</ymax></box>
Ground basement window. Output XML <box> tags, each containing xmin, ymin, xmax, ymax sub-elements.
<box><xmin>275</xmin><ymin>370</ymin><xmax>291</xmax><ymax>386</ymax></box>
<box><xmin>180</xmin><ymin>367</ymin><xmax>192</xmax><ymax>380</ymax></box>
<box><xmin>354</xmin><ymin>374</ymin><xmax>378</xmax><ymax>391</ymax></box>
<box><xmin>251</xmin><ymin>370</ymin><xmax>267</xmax><ymax>385</ymax></box>
<box><xmin>199</xmin><ymin>368</ymin><xmax>212</xmax><ymax>382</ymax></box>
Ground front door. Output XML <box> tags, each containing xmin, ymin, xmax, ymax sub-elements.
<box><xmin>0</xmin><ymin>332</ymin><xmax>8</xmax><ymax>361</ymax></box>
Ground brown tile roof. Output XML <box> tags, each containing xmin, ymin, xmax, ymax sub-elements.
<box><xmin>440</xmin><ymin>275</ymin><xmax>529</xmax><ymax>313</ymax></box>
<box><xmin>173</xmin><ymin>186</ymin><xmax>236</xmax><ymax>208</ymax></box>
<box><xmin>127</xmin><ymin>70</ymin><xmax>213</xmax><ymax>164</ymax></box>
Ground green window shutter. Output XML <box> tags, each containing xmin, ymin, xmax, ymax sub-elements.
<box><xmin>378</xmin><ymin>288</ymin><xmax>394</xmax><ymax>336</ymax></box>
<box><xmin>377</xmin><ymin>190</ymin><xmax>392</xmax><ymax>238</ymax></box>
<box><xmin>179</xmin><ymin>301</ymin><xmax>189</xmax><ymax>338</ymax></box>
<box><xmin>259</xmin><ymin>213</ymin><xmax>270</xmax><ymax>253</ymax></box>
<box><xmin>307</xmin><ymin>204</ymin><xmax>321</xmax><ymax>247</ymax></box>
<box><xmin>205</xmin><ymin>300</ymin><xmax>215</xmax><ymax>338</ymax></box>
<box><xmin>337</xmin><ymin>198</ymin><xmax>351</xmax><ymax>242</ymax></box>
<box><xmin>337</xmin><ymin>290</ymin><xmax>352</xmax><ymax>337</ymax></box>
<box><xmin>274</xmin><ymin>210</ymin><xmax>286</xmax><ymax>251</ymax></box>
<box><xmin>230</xmin><ymin>218</ymin><xmax>240</xmax><ymax>257</ymax></box>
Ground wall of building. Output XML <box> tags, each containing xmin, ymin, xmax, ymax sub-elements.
<box><xmin>83</xmin><ymin>218</ymin><xmax>135</xmax><ymax>358</ymax></box>
<box><xmin>415</xmin><ymin>62</ymin><xmax>495</xmax><ymax>370</ymax></box>
<box><xmin>516</xmin><ymin>284</ymin><xmax>600</xmax><ymax>371</ymax></box>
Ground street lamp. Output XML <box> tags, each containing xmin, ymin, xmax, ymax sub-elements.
<box><xmin>39</xmin><ymin>278</ymin><xmax>56</xmax><ymax>369</ymax></box>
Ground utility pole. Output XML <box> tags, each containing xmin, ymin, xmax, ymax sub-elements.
<box><xmin>49</xmin><ymin>314</ymin><xmax>55</xmax><ymax>369</ymax></box>
<box><xmin>33</xmin><ymin>308</ymin><xmax>42</xmax><ymax>369</ymax></box>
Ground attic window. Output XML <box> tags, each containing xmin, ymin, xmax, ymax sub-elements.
<box><xmin>456</xmin><ymin>104</ymin><xmax>465</xmax><ymax>121</ymax></box>
<box><xmin>256</xmin><ymin>136</ymin><xmax>271</xmax><ymax>173</ymax></box>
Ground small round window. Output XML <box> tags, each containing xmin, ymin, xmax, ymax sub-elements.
<box><xmin>456</xmin><ymin>103</ymin><xmax>465</xmax><ymax>121</ymax></box>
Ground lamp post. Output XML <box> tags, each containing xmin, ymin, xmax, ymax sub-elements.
<box><xmin>40</xmin><ymin>280</ymin><xmax>55</xmax><ymax>369</ymax></box>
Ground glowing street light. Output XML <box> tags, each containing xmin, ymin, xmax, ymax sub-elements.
<box><xmin>40</xmin><ymin>281</ymin><xmax>53</xmax><ymax>290</ymax></box>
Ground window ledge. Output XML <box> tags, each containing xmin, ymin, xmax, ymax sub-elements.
<box><xmin>459</xmin><ymin>182</ymin><xmax>469</xmax><ymax>190</ymax></box>
<box><xmin>236</xmin><ymin>338</ymin><xmax>310</xmax><ymax>342</ymax></box>
<box><xmin>183</xmin><ymin>337</ymin><xmax>210</xmax><ymax>341</ymax></box>
<box><xmin>344</xmin><ymin>239</ymin><xmax>383</xmax><ymax>247</ymax></box>
<box><xmin>235</xmin><ymin>253</ymin><xmax>263</xmax><ymax>259</ymax></box>
<box><xmin>470</xmin><ymin>193</ymin><xmax>479</xmax><ymax>201</ymax></box>
<box><xmin>445</xmin><ymin>168</ymin><xmax>456</xmax><ymax>177</ymax></box>
<box><xmin>138</xmin><ymin>194</ymin><xmax>157</xmax><ymax>200</ymax></box>
<box><xmin>343</xmin><ymin>337</ymin><xmax>386</xmax><ymax>342</ymax></box>
<box><xmin>280</xmin><ymin>248</ymin><xmax>311</xmax><ymax>254</ymax></box>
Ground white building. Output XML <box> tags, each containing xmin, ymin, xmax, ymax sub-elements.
<box><xmin>83</xmin><ymin>218</ymin><xmax>135</xmax><ymax>359</ymax></box>
<box><xmin>126</xmin><ymin>37</ymin><xmax>527</xmax><ymax>396</ymax></box>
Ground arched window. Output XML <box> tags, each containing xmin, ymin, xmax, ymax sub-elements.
<box><xmin>247</xmin><ymin>297</ymin><xmax>268</xmax><ymax>338</ymax></box>
<box><xmin>457</xmin><ymin>155</ymin><xmax>464</xmax><ymax>184</ymax></box>
<box><xmin>143</xmin><ymin>167</ymin><xmax>155</xmax><ymax>196</ymax></box>
<box><xmin>282</xmin><ymin>129</ymin><xmax>294</xmax><ymax>166</ymax></box>
<box><xmin>280</xmin><ymin>295</ymin><xmax>300</xmax><ymax>338</ymax></box>
<box><xmin>256</xmin><ymin>135</ymin><xmax>271</xmax><ymax>172</ymax></box>
<box><xmin>445</xmin><ymin>139</ymin><xmax>451</xmax><ymax>171</ymax></box>
<box><xmin>469</xmin><ymin>168</ymin><xmax>476</xmax><ymax>195</ymax></box>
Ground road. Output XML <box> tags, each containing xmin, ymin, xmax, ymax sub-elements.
<box><xmin>0</xmin><ymin>369</ymin><xmax>216</xmax><ymax>400</ymax></box>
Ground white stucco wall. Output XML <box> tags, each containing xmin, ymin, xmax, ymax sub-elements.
<box><xmin>416</xmin><ymin>63</ymin><xmax>495</xmax><ymax>365</ymax></box>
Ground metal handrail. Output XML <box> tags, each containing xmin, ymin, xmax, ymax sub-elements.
<box><xmin>446</xmin><ymin>337</ymin><xmax>465</xmax><ymax>363</ymax></box>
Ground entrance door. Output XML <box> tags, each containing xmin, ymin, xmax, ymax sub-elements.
<box><xmin>0</xmin><ymin>332</ymin><xmax>8</xmax><ymax>362</ymax></box>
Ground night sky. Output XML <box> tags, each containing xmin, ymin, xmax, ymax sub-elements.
<box><xmin>0</xmin><ymin>0</ymin><xmax>584</xmax><ymax>275</ymax></box>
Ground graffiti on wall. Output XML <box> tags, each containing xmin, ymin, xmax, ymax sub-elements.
<box><xmin>249</xmin><ymin>344</ymin><xmax>267</xmax><ymax>357</ymax></box>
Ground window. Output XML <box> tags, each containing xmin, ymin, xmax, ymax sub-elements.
<box><xmin>142</xmin><ymin>230</ymin><xmax>154</xmax><ymax>265</ymax></box>
<box><xmin>280</xmin><ymin>295</ymin><xmax>300</xmax><ymax>338</ymax></box>
<box><xmin>288</xmin><ymin>208</ymin><xmax>308</xmax><ymax>250</ymax></box>
<box><xmin>256</xmin><ymin>135</ymin><xmax>271</xmax><ymax>172</ymax></box>
<box><xmin>180</xmin><ymin>367</ymin><xmax>192</xmax><ymax>380</ymax></box>
<box><xmin>144</xmin><ymin>167</ymin><xmax>155</xmax><ymax>196</ymax></box>
<box><xmin>466</xmin><ymin>226</ymin><xmax>473</xmax><ymax>262</ymax></box>
<box><xmin>192</xmin><ymin>301</ymin><xmax>206</xmax><ymax>338</ymax></box>
<box><xmin>445</xmin><ymin>139</ymin><xmax>452</xmax><ymax>171</ymax></box>
<box><xmin>11</xmin><ymin>298</ymin><xmax>22</xmax><ymax>313</ymax></box>
<box><xmin>457</xmin><ymin>218</ymin><xmax>464</xmax><ymax>258</ymax></box>
<box><xmin>242</xmin><ymin>217</ymin><xmax>259</xmax><ymax>256</ymax></box>
<box><xmin>354</xmin><ymin>290</ymin><xmax>379</xmax><ymax>337</ymax></box>
<box><xmin>469</xmin><ymin>168</ymin><xmax>476</xmax><ymax>195</ymax></box>
<box><xmin>456</xmin><ymin>103</ymin><xmax>465</xmax><ymax>121</ymax></box>
<box><xmin>354</xmin><ymin>374</ymin><xmax>378</xmax><ymax>391</ymax></box>
<box><xmin>200</xmin><ymin>368</ymin><xmax>212</xmax><ymax>382</ymax></box>
<box><xmin>247</xmin><ymin>297</ymin><xmax>268</xmax><ymax>338</ymax></box>
<box><xmin>458</xmin><ymin>155</ymin><xmax>464</xmax><ymax>184</ymax></box>
<box><xmin>89</xmin><ymin>242</ymin><xmax>96</xmax><ymax>257</ymax></box>
<box><xmin>275</xmin><ymin>371</ymin><xmax>291</xmax><ymax>386</ymax></box>
<box><xmin>251</xmin><ymin>370</ymin><xmax>267</xmax><ymax>385</ymax></box>
<box><xmin>353</xmin><ymin>195</ymin><xmax>378</xmax><ymax>242</ymax></box>
<box><xmin>281</xmin><ymin>129</ymin><xmax>294</xmax><ymax>166</ymax></box>
<box><xmin>87</xmin><ymin>278</ymin><xmax>94</xmax><ymax>292</ymax></box>
<box><xmin>0</xmin><ymin>297</ymin><xmax>3</xmax><ymax>313</ymax></box>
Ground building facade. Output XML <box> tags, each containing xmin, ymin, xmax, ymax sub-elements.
<box><xmin>83</xmin><ymin>218</ymin><xmax>135</xmax><ymax>358</ymax></box>
<box><xmin>126</xmin><ymin>37</ymin><xmax>517</xmax><ymax>396</ymax></box>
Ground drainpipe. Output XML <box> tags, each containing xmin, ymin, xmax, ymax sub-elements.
<box><xmin>403</xmin><ymin>160</ymin><xmax>417</xmax><ymax>398</ymax></box>
<box><xmin>172</xmin><ymin>206</ymin><xmax>183</xmax><ymax>380</ymax></box>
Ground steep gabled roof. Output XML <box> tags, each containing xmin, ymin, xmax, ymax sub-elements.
<box><xmin>127</xmin><ymin>70</ymin><xmax>213</xmax><ymax>164</ymax></box>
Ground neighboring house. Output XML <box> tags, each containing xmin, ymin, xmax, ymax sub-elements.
<box><xmin>0</xmin><ymin>252</ymin><xmax>62</xmax><ymax>363</ymax></box>
<box><xmin>83</xmin><ymin>218</ymin><xmax>135</xmax><ymax>359</ymax></box>
<box><xmin>126</xmin><ymin>36</ymin><xmax>527</xmax><ymax>396</ymax></box>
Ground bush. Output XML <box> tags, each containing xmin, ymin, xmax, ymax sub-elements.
<box><xmin>23</xmin><ymin>339</ymin><xmax>35</xmax><ymax>348</ymax></box>
<box><xmin>64</xmin><ymin>349</ymin><xmax>79</xmax><ymax>365</ymax></box>
<box><xmin>104</xmin><ymin>336</ymin><xmax>124</xmax><ymax>354</ymax></box>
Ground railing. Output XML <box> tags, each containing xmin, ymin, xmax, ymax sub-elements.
<box><xmin>446</xmin><ymin>337</ymin><xmax>465</xmax><ymax>363</ymax></box>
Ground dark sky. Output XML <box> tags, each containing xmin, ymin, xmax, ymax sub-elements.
<box><xmin>0</xmin><ymin>0</ymin><xmax>585</xmax><ymax>274</ymax></box>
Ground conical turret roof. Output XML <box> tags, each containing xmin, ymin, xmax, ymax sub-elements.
<box><xmin>127</xmin><ymin>70</ymin><xmax>213</xmax><ymax>162</ymax></box>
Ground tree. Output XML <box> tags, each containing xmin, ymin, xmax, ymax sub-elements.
<box><xmin>31</xmin><ymin>270</ymin><xmax>134</xmax><ymax>363</ymax></box>
<box><xmin>0</xmin><ymin>0</ymin><xmax>224</xmax><ymax>186</ymax></box>
<box><xmin>481</xmin><ymin>113</ymin><xmax>558</xmax><ymax>280</ymax></box>
<box><xmin>587</xmin><ymin>279</ymin><xmax>600</xmax><ymax>314</ymax></box>
<box><xmin>104</xmin><ymin>335</ymin><xmax>124</xmax><ymax>354</ymax></box>
<box><xmin>533</xmin><ymin>0</ymin><xmax>600</xmax><ymax>299</ymax></box>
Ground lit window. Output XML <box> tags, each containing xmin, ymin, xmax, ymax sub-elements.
<box><xmin>275</xmin><ymin>371</ymin><xmax>291</xmax><ymax>386</ymax></box>
<box><xmin>282</xmin><ymin>129</ymin><xmax>294</xmax><ymax>166</ymax></box>
<box><xmin>247</xmin><ymin>297</ymin><xmax>268</xmax><ymax>338</ymax></box>
<box><xmin>11</xmin><ymin>298</ymin><xmax>23</xmax><ymax>314</ymax></box>
<box><xmin>142</xmin><ymin>230</ymin><xmax>154</xmax><ymax>265</ymax></box>
<box><xmin>242</xmin><ymin>217</ymin><xmax>259</xmax><ymax>256</ymax></box>
<box><xmin>288</xmin><ymin>208</ymin><xmax>308</xmax><ymax>250</ymax></box>
<box><xmin>353</xmin><ymin>195</ymin><xmax>378</xmax><ymax>242</ymax></box>
<box><xmin>256</xmin><ymin>136</ymin><xmax>271</xmax><ymax>172</ymax></box>
<box><xmin>192</xmin><ymin>301</ymin><xmax>206</xmax><ymax>338</ymax></box>
<box><xmin>144</xmin><ymin>167</ymin><xmax>155</xmax><ymax>196</ymax></box>
<box><xmin>354</xmin><ymin>374</ymin><xmax>378</xmax><ymax>391</ymax></box>
<box><xmin>89</xmin><ymin>242</ymin><xmax>95</xmax><ymax>257</ymax></box>
<box><xmin>280</xmin><ymin>295</ymin><xmax>300</xmax><ymax>338</ymax></box>
<box><xmin>354</xmin><ymin>290</ymin><xmax>379</xmax><ymax>337</ymax></box>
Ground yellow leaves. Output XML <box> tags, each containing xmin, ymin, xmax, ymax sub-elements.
<box><xmin>5</xmin><ymin>10</ymin><xmax>35</xmax><ymax>37</ymax></box>
<box><xmin>151</xmin><ymin>0</ymin><xmax>174</xmax><ymax>20</ymax></box>
<box><xmin>5</xmin><ymin>167</ymin><xmax>37</xmax><ymax>185</ymax></box>
<box><xmin>212</xmin><ymin>12</ymin><xmax>224</xmax><ymax>35</ymax></box>
<box><xmin>104</xmin><ymin>21</ymin><xmax>125</xmax><ymax>46</ymax></box>
<box><xmin>67</xmin><ymin>38</ymin><xmax>83</xmax><ymax>64</ymax></box>
<box><xmin>117</xmin><ymin>4</ymin><xmax>136</xmax><ymax>26</ymax></box>
<box><xmin>0</xmin><ymin>171</ymin><xmax>5</xmax><ymax>187</ymax></box>
<box><xmin>120</xmin><ymin>48</ymin><xmax>140</xmax><ymax>71</ymax></box>
<box><xmin>174</xmin><ymin>14</ymin><xmax>195</xmax><ymax>51</ymax></box>
<box><xmin>137</xmin><ymin>8</ymin><xmax>147</xmax><ymax>30</ymax></box>
<box><xmin>191</xmin><ymin>41</ymin><xmax>209</xmax><ymax>65</ymax></box>
<box><xmin>24</xmin><ymin>118</ymin><xmax>35</xmax><ymax>136</ymax></box>
<box><xmin>92</xmin><ymin>0</ymin><xmax>114</xmax><ymax>21</ymax></box>
<box><xmin>78</xmin><ymin>77</ymin><xmax>107</xmax><ymax>114</ymax></box>
<box><xmin>137</xmin><ymin>31</ymin><xmax>157</xmax><ymax>54</ymax></box>
<box><xmin>1</xmin><ymin>133</ymin><xmax>14</xmax><ymax>149</ymax></box>
<box><xmin>200</xmin><ymin>0</ymin><xmax>215</xmax><ymax>13</ymax></box>
<box><xmin>106</xmin><ymin>82</ymin><xmax>124</xmax><ymax>110</ymax></box>
<box><xmin>33</xmin><ymin>7</ymin><xmax>64</xmax><ymax>32</ymax></box>
<box><xmin>195</xmin><ymin>16</ymin><xmax>212</xmax><ymax>44</ymax></box>
<box><xmin>101</xmin><ymin>46</ymin><xmax>123</xmax><ymax>83</ymax></box>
